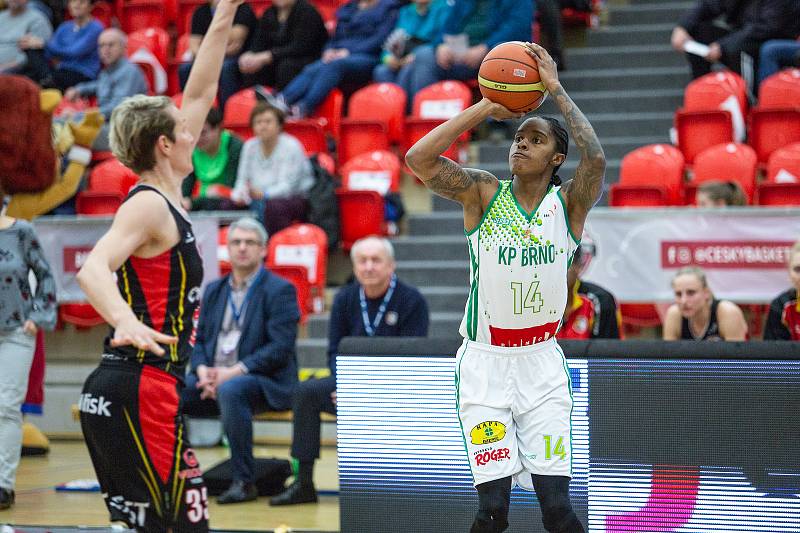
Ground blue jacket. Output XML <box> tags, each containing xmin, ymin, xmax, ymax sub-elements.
<box><xmin>438</xmin><ymin>0</ymin><xmax>533</xmax><ymax>50</ymax></box>
<box><xmin>328</xmin><ymin>0</ymin><xmax>399</xmax><ymax>56</ymax></box>
<box><xmin>45</xmin><ymin>18</ymin><xmax>104</xmax><ymax>79</ymax></box>
<box><xmin>191</xmin><ymin>267</ymin><xmax>300</xmax><ymax>410</ymax></box>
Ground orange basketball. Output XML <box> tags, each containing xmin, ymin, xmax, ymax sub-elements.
<box><xmin>478</xmin><ymin>41</ymin><xmax>548</xmax><ymax>113</ymax></box>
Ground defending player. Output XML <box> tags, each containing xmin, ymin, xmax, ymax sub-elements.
<box><xmin>406</xmin><ymin>42</ymin><xmax>604</xmax><ymax>533</ymax></box>
<box><xmin>74</xmin><ymin>1</ymin><xmax>242</xmax><ymax>530</ymax></box>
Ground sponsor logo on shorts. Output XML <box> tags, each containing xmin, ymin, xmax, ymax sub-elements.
<box><xmin>470</xmin><ymin>421</ymin><xmax>506</xmax><ymax>445</ymax></box>
<box><xmin>473</xmin><ymin>447</ymin><xmax>511</xmax><ymax>466</ymax></box>
<box><xmin>79</xmin><ymin>393</ymin><xmax>111</xmax><ymax>417</ymax></box>
<box><xmin>107</xmin><ymin>495</ymin><xmax>149</xmax><ymax>527</ymax></box>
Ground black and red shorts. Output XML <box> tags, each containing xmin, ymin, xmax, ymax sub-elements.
<box><xmin>80</xmin><ymin>358</ymin><xmax>209</xmax><ymax>532</ymax></box>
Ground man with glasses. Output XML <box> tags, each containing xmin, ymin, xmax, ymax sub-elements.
<box><xmin>181</xmin><ymin>217</ymin><xmax>301</xmax><ymax>504</ymax></box>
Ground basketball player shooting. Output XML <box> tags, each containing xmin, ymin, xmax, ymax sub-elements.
<box><xmin>74</xmin><ymin>1</ymin><xmax>242</xmax><ymax>531</ymax></box>
<box><xmin>406</xmin><ymin>42</ymin><xmax>605</xmax><ymax>533</ymax></box>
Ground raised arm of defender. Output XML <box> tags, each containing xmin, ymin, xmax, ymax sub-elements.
<box><xmin>523</xmin><ymin>43</ymin><xmax>605</xmax><ymax>239</ymax></box>
<box><xmin>405</xmin><ymin>99</ymin><xmax>519</xmax><ymax>231</ymax></box>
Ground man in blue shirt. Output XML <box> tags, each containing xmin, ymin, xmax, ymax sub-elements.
<box><xmin>270</xmin><ymin>236</ymin><xmax>429</xmax><ymax>505</ymax></box>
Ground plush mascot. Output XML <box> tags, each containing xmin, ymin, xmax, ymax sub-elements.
<box><xmin>0</xmin><ymin>74</ymin><xmax>104</xmax><ymax>455</ymax></box>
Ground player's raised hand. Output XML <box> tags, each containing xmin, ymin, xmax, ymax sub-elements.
<box><xmin>110</xmin><ymin>315</ymin><xmax>177</xmax><ymax>357</ymax></box>
<box><xmin>523</xmin><ymin>42</ymin><xmax>559</xmax><ymax>92</ymax></box>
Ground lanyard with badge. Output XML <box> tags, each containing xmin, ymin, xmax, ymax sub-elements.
<box><xmin>359</xmin><ymin>274</ymin><xmax>397</xmax><ymax>337</ymax></box>
<box><xmin>221</xmin><ymin>269</ymin><xmax>263</xmax><ymax>355</ymax></box>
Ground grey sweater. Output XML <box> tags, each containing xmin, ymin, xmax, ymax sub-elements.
<box><xmin>0</xmin><ymin>220</ymin><xmax>57</xmax><ymax>332</ymax></box>
<box><xmin>74</xmin><ymin>57</ymin><xmax>148</xmax><ymax>118</ymax></box>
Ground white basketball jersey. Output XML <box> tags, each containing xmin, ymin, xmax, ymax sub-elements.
<box><xmin>459</xmin><ymin>180</ymin><xmax>580</xmax><ymax>346</ymax></box>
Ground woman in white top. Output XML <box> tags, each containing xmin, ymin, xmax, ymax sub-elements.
<box><xmin>233</xmin><ymin>102</ymin><xmax>314</xmax><ymax>236</ymax></box>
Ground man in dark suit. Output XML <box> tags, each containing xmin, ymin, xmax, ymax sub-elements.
<box><xmin>182</xmin><ymin>217</ymin><xmax>300</xmax><ymax>504</ymax></box>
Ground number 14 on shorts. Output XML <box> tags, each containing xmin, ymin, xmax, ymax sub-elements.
<box><xmin>543</xmin><ymin>435</ymin><xmax>567</xmax><ymax>460</ymax></box>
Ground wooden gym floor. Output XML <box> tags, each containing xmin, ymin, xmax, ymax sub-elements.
<box><xmin>2</xmin><ymin>441</ymin><xmax>339</xmax><ymax>532</ymax></box>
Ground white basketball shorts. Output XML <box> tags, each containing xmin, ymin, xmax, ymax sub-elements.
<box><xmin>455</xmin><ymin>337</ymin><xmax>573</xmax><ymax>489</ymax></box>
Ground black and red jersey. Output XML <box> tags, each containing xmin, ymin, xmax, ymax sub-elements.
<box><xmin>560</xmin><ymin>280</ymin><xmax>621</xmax><ymax>340</ymax></box>
<box><xmin>104</xmin><ymin>185</ymin><xmax>204</xmax><ymax>379</ymax></box>
<box><xmin>765</xmin><ymin>288</ymin><xmax>800</xmax><ymax>341</ymax></box>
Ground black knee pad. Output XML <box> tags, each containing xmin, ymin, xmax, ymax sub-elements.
<box><xmin>471</xmin><ymin>477</ymin><xmax>512</xmax><ymax>532</ymax></box>
<box><xmin>532</xmin><ymin>474</ymin><xmax>585</xmax><ymax>533</ymax></box>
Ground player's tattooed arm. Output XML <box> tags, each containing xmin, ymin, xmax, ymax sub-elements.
<box><xmin>551</xmin><ymin>84</ymin><xmax>606</xmax><ymax>215</ymax></box>
<box><xmin>426</xmin><ymin>158</ymin><xmax>497</xmax><ymax>202</ymax></box>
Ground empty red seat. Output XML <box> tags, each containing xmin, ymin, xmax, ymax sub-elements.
<box><xmin>619</xmin><ymin>303</ymin><xmax>662</xmax><ymax>328</ymax></box>
<box><xmin>223</xmin><ymin>88</ymin><xmax>259</xmax><ymax>138</ymax></box>
<box><xmin>284</xmin><ymin>118</ymin><xmax>328</xmax><ymax>154</ymax></box>
<box><xmin>748</xmin><ymin>108</ymin><xmax>800</xmax><ymax>164</ymax></box>
<box><xmin>338</xmin><ymin>121</ymin><xmax>389</xmax><ymax>166</ymax></box>
<box><xmin>757</xmin><ymin>69</ymin><xmax>800</xmax><ymax>110</ymax></box>
<box><xmin>674</xmin><ymin>109</ymin><xmax>733</xmax><ymax>164</ymax></box>
<box><xmin>766</xmin><ymin>142</ymin><xmax>800</xmax><ymax>183</ymax></box>
<box><xmin>608</xmin><ymin>185</ymin><xmax>669</xmax><ymax>207</ymax></box>
<box><xmin>690</xmin><ymin>143</ymin><xmax>757</xmax><ymax>203</ymax></box>
<box><xmin>267</xmin><ymin>223</ymin><xmax>328</xmax><ymax>313</ymax></box>
<box><xmin>312</xmin><ymin>88</ymin><xmax>342</xmax><ymax>140</ymax></box>
<box><xmin>269</xmin><ymin>264</ymin><xmax>311</xmax><ymax>322</ymax></box>
<box><xmin>127</xmin><ymin>27</ymin><xmax>169</xmax><ymax>95</ymax></box>
<box><xmin>412</xmin><ymin>80</ymin><xmax>472</xmax><ymax>119</ymax></box>
<box><xmin>684</xmin><ymin>71</ymin><xmax>747</xmax><ymax>116</ymax></box>
<box><xmin>59</xmin><ymin>302</ymin><xmax>105</xmax><ymax>328</ymax></box>
<box><xmin>340</xmin><ymin>150</ymin><xmax>401</xmax><ymax>195</ymax></box>
<box><xmin>218</xmin><ymin>225</ymin><xmax>231</xmax><ymax>276</ymax></box>
<box><xmin>756</xmin><ymin>182</ymin><xmax>800</xmax><ymax>206</ymax></box>
<box><xmin>76</xmin><ymin>191</ymin><xmax>124</xmax><ymax>215</ymax></box>
<box><xmin>335</xmin><ymin>189</ymin><xmax>385</xmax><ymax>251</ymax></box>
<box><xmin>616</xmin><ymin>144</ymin><xmax>685</xmax><ymax>205</ymax></box>
<box><xmin>345</xmin><ymin>82</ymin><xmax>407</xmax><ymax>143</ymax></box>
<box><xmin>117</xmin><ymin>0</ymin><xmax>167</xmax><ymax>33</ymax></box>
<box><xmin>89</xmin><ymin>158</ymin><xmax>139</xmax><ymax>197</ymax></box>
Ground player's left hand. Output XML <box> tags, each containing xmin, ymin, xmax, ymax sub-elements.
<box><xmin>522</xmin><ymin>42</ymin><xmax>560</xmax><ymax>93</ymax></box>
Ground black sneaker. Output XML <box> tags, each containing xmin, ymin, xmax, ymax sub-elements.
<box><xmin>269</xmin><ymin>480</ymin><xmax>318</xmax><ymax>506</ymax></box>
<box><xmin>216</xmin><ymin>480</ymin><xmax>258</xmax><ymax>504</ymax></box>
<box><xmin>0</xmin><ymin>487</ymin><xmax>15</xmax><ymax>510</ymax></box>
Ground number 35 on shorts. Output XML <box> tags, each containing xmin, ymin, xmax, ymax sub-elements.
<box><xmin>543</xmin><ymin>435</ymin><xmax>567</xmax><ymax>460</ymax></box>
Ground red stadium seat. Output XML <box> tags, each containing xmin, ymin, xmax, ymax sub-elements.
<box><xmin>345</xmin><ymin>82</ymin><xmax>407</xmax><ymax>143</ymax></box>
<box><xmin>619</xmin><ymin>303</ymin><xmax>662</xmax><ymax>328</ymax></box>
<box><xmin>766</xmin><ymin>142</ymin><xmax>800</xmax><ymax>183</ymax></box>
<box><xmin>335</xmin><ymin>189</ymin><xmax>385</xmax><ymax>251</ymax></box>
<box><xmin>269</xmin><ymin>264</ymin><xmax>311</xmax><ymax>323</ymax></box>
<box><xmin>127</xmin><ymin>27</ymin><xmax>169</xmax><ymax>95</ymax></box>
<box><xmin>338</xmin><ymin>121</ymin><xmax>389</xmax><ymax>166</ymax></box>
<box><xmin>748</xmin><ymin>108</ymin><xmax>800</xmax><ymax>164</ymax></box>
<box><xmin>757</xmin><ymin>69</ymin><xmax>800</xmax><ymax>110</ymax></box>
<box><xmin>65</xmin><ymin>0</ymin><xmax>113</xmax><ymax>27</ymax></box>
<box><xmin>311</xmin><ymin>0</ymin><xmax>345</xmax><ymax>33</ymax></box>
<box><xmin>340</xmin><ymin>150</ymin><xmax>401</xmax><ymax>195</ymax></box>
<box><xmin>177</xmin><ymin>0</ymin><xmax>205</xmax><ymax>33</ymax></box>
<box><xmin>674</xmin><ymin>109</ymin><xmax>733</xmax><ymax>164</ymax></box>
<box><xmin>608</xmin><ymin>185</ymin><xmax>669</xmax><ymax>207</ymax></box>
<box><xmin>218</xmin><ymin>225</ymin><xmax>231</xmax><ymax>276</ymax></box>
<box><xmin>58</xmin><ymin>302</ymin><xmax>105</xmax><ymax>328</ymax></box>
<box><xmin>284</xmin><ymin>118</ymin><xmax>328</xmax><ymax>154</ymax></box>
<box><xmin>89</xmin><ymin>158</ymin><xmax>139</xmax><ymax>197</ymax></box>
<box><xmin>617</xmin><ymin>144</ymin><xmax>685</xmax><ymax>205</ymax></box>
<box><xmin>412</xmin><ymin>80</ymin><xmax>472</xmax><ymax>119</ymax></box>
<box><xmin>311</xmin><ymin>88</ymin><xmax>343</xmax><ymax>140</ymax></box>
<box><xmin>267</xmin><ymin>223</ymin><xmax>328</xmax><ymax>313</ymax></box>
<box><xmin>249</xmin><ymin>0</ymin><xmax>272</xmax><ymax>17</ymax></box>
<box><xmin>76</xmin><ymin>191</ymin><xmax>124</xmax><ymax>215</ymax></box>
<box><xmin>223</xmin><ymin>88</ymin><xmax>259</xmax><ymax>138</ymax></box>
<box><xmin>168</xmin><ymin>33</ymin><xmax>193</xmax><ymax>96</ymax></box>
<box><xmin>118</xmin><ymin>0</ymin><xmax>167</xmax><ymax>34</ymax></box>
<box><xmin>684</xmin><ymin>71</ymin><xmax>747</xmax><ymax>116</ymax></box>
<box><xmin>756</xmin><ymin>182</ymin><xmax>800</xmax><ymax>206</ymax></box>
<box><xmin>690</xmin><ymin>143</ymin><xmax>758</xmax><ymax>203</ymax></box>
<box><xmin>403</xmin><ymin>118</ymin><xmax>463</xmax><ymax>166</ymax></box>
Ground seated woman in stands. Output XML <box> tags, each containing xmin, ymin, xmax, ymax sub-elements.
<box><xmin>663</xmin><ymin>266</ymin><xmax>748</xmax><ymax>341</ymax></box>
<box><xmin>695</xmin><ymin>181</ymin><xmax>746</xmax><ymax>207</ymax></box>
<box><xmin>764</xmin><ymin>240</ymin><xmax>800</xmax><ymax>340</ymax></box>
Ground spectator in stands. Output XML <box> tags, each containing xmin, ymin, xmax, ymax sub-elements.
<box><xmin>537</xmin><ymin>0</ymin><xmax>567</xmax><ymax>70</ymax></box>
<box><xmin>0</xmin><ymin>185</ymin><xmax>57</xmax><ymax>511</ymax></box>
<box><xmin>39</xmin><ymin>0</ymin><xmax>104</xmax><ymax>92</ymax></box>
<box><xmin>181</xmin><ymin>107</ymin><xmax>245</xmax><ymax>211</ymax></box>
<box><xmin>179</xmin><ymin>0</ymin><xmax>258</xmax><ymax>108</ymax></box>
<box><xmin>182</xmin><ymin>217</ymin><xmax>300</xmax><ymax>504</ymax></box>
<box><xmin>372</xmin><ymin>0</ymin><xmax>450</xmax><ymax>109</ymax></box>
<box><xmin>0</xmin><ymin>0</ymin><xmax>52</xmax><ymax>79</ymax></box>
<box><xmin>402</xmin><ymin>0</ymin><xmax>532</xmax><ymax>104</ymax></box>
<box><xmin>62</xmin><ymin>28</ymin><xmax>148</xmax><ymax>151</ymax></box>
<box><xmin>237</xmin><ymin>0</ymin><xmax>328</xmax><ymax>91</ymax></box>
<box><xmin>695</xmin><ymin>181</ymin><xmax>746</xmax><ymax>207</ymax></box>
<box><xmin>232</xmin><ymin>102</ymin><xmax>314</xmax><ymax>236</ymax></box>
<box><xmin>663</xmin><ymin>266</ymin><xmax>748</xmax><ymax>340</ymax></box>
<box><xmin>670</xmin><ymin>0</ymin><xmax>797</xmax><ymax>80</ymax></box>
<box><xmin>560</xmin><ymin>239</ymin><xmax>621</xmax><ymax>340</ymax></box>
<box><xmin>275</xmin><ymin>0</ymin><xmax>400</xmax><ymax>118</ymax></box>
<box><xmin>764</xmin><ymin>240</ymin><xmax>800</xmax><ymax>340</ymax></box>
<box><xmin>270</xmin><ymin>236</ymin><xmax>429</xmax><ymax>506</ymax></box>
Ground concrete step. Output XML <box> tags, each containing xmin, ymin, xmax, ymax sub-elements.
<box><xmin>392</xmin><ymin>235</ymin><xmax>467</xmax><ymax>261</ymax></box>
<box><xmin>476</xmin><ymin>135</ymin><xmax>666</xmax><ymax>161</ymax></box>
<box><xmin>536</xmin><ymin>87</ymin><xmax>683</xmax><ymax>114</ymax></box>
<box><xmin>297</xmin><ymin>338</ymin><xmax>329</xmax><ymax>368</ymax></box>
<box><xmin>567</xmin><ymin>44</ymin><xmax>685</xmax><ymax>70</ymax></box>
<box><xmin>408</xmin><ymin>211</ymin><xmax>466</xmax><ymax>237</ymax></box>
<box><xmin>584</xmin><ymin>23</ymin><xmax>675</xmax><ymax>47</ymax></box>
<box><xmin>432</xmin><ymin>194</ymin><xmax>461</xmax><ymax>212</ymax></box>
<box><xmin>558</xmin><ymin>66</ymin><xmax>690</xmax><ymax>92</ymax></box>
<box><xmin>609</xmin><ymin>3</ymin><xmax>693</xmax><ymax>26</ymax></box>
<box><xmin>306</xmin><ymin>311</ymin><xmax>464</xmax><ymax>339</ymax></box>
<box><xmin>395</xmin><ymin>259</ymin><xmax>470</xmax><ymax>287</ymax></box>
<box><xmin>420</xmin><ymin>285</ymin><xmax>470</xmax><ymax>312</ymax></box>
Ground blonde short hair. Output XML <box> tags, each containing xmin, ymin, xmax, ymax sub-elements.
<box><xmin>109</xmin><ymin>95</ymin><xmax>176</xmax><ymax>174</ymax></box>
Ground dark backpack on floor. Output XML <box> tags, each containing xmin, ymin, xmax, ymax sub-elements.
<box><xmin>203</xmin><ymin>457</ymin><xmax>292</xmax><ymax>496</ymax></box>
<box><xmin>306</xmin><ymin>155</ymin><xmax>340</xmax><ymax>251</ymax></box>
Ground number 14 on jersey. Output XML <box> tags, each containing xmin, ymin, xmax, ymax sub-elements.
<box><xmin>511</xmin><ymin>281</ymin><xmax>544</xmax><ymax>314</ymax></box>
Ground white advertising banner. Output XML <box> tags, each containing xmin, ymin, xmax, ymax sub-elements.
<box><xmin>33</xmin><ymin>216</ymin><xmax>220</xmax><ymax>302</ymax></box>
<box><xmin>582</xmin><ymin>207</ymin><xmax>800</xmax><ymax>303</ymax></box>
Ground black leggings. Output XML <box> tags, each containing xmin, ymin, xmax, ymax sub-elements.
<box><xmin>470</xmin><ymin>475</ymin><xmax>585</xmax><ymax>533</ymax></box>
